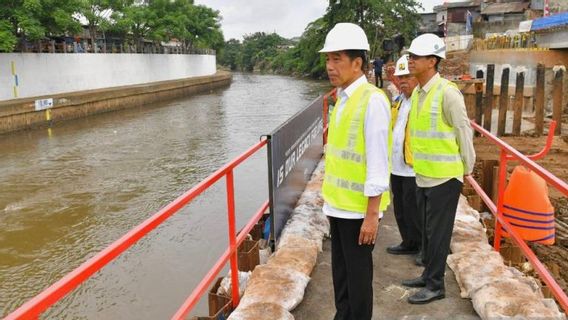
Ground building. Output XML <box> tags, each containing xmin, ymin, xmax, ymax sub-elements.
<box><xmin>419</xmin><ymin>12</ymin><xmax>439</xmax><ymax>35</ymax></box>
<box><xmin>434</xmin><ymin>0</ymin><xmax>481</xmax><ymax>37</ymax></box>
<box><xmin>531</xmin><ymin>11</ymin><xmax>568</xmax><ymax>48</ymax></box>
<box><xmin>481</xmin><ymin>1</ymin><xmax>530</xmax><ymax>23</ymax></box>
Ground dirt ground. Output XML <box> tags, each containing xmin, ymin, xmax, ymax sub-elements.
<box><xmin>472</xmin><ymin>126</ymin><xmax>568</xmax><ymax>295</ymax></box>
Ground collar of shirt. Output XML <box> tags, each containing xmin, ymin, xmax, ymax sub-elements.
<box><xmin>417</xmin><ymin>72</ymin><xmax>441</xmax><ymax>95</ymax></box>
<box><xmin>336</xmin><ymin>74</ymin><xmax>368</xmax><ymax>100</ymax></box>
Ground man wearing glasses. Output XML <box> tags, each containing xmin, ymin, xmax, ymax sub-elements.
<box><xmin>401</xmin><ymin>33</ymin><xmax>475</xmax><ymax>304</ymax></box>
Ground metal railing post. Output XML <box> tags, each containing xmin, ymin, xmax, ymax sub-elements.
<box><xmin>225</xmin><ymin>170</ymin><xmax>240</xmax><ymax>307</ymax></box>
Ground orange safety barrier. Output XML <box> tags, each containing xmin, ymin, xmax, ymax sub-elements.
<box><xmin>501</xmin><ymin>166</ymin><xmax>555</xmax><ymax>245</ymax></box>
<box><xmin>467</xmin><ymin>120</ymin><xmax>568</xmax><ymax>313</ymax></box>
<box><xmin>5</xmin><ymin>139</ymin><xmax>268</xmax><ymax>320</ymax></box>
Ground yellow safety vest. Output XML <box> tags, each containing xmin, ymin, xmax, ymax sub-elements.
<box><xmin>408</xmin><ymin>78</ymin><xmax>464</xmax><ymax>178</ymax></box>
<box><xmin>391</xmin><ymin>96</ymin><xmax>413</xmax><ymax>166</ymax></box>
<box><xmin>322</xmin><ymin>83</ymin><xmax>391</xmax><ymax>214</ymax></box>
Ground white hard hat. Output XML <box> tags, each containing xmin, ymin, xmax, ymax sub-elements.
<box><xmin>407</xmin><ymin>33</ymin><xmax>446</xmax><ymax>59</ymax></box>
<box><xmin>394</xmin><ymin>54</ymin><xmax>410</xmax><ymax>76</ymax></box>
<box><xmin>319</xmin><ymin>23</ymin><xmax>370</xmax><ymax>53</ymax></box>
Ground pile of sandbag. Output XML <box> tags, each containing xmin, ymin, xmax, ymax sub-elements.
<box><xmin>227</xmin><ymin>161</ymin><xmax>327</xmax><ymax>320</ymax></box>
<box><xmin>448</xmin><ymin>195</ymin><xmax>565</xmax><ymax>319</ymax></box>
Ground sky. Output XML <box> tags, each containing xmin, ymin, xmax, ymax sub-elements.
<box><xmin>195</xmin><ymin>0</ymin><xmax>445</xmax><ymax>41</ymax></box>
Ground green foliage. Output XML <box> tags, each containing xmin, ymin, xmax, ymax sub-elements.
<box><xmin>240</xmin><ymin>32</ymin><xmax>287</xmax><ymax>71</ymax></box>
<box><xmin>0</xmin><ymin>20</ymin><xmax>18</xmax><ymax>52</ymax></box>
<box><xmin>0</xmin><ymin>0</ymin><xmax>223</xmax><ymax>52</ymax></box>
<box><xmin>217</xmin><ymin>0</ymin><xmax>421</xmax><ymax>79</ymax></box>
<box><xmin>217</xmin><ymin>38</ymin><xmax>242</xmax><ymax>70</ymax></box>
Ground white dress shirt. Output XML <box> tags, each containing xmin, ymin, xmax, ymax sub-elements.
<box><xmin>391</xmin><ymin>94</ymin><xmax>415</xmax><ymax>177</ymax></box>
<box><xmin>323</xmin><ymin>75</ymin><xmax>391</xmax><ymax>219</ymax></box>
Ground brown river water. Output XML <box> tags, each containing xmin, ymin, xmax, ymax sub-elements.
<box><xmin>0</xmin><ymin>73</ymin><xmax>329</xmax><ymax>319</ymax></box>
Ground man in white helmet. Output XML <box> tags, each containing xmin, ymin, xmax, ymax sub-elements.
<box><xmin>386</xmin><ymin>54</ymin><xmax>422</xmax><ymax>259</ymax></box>
<box><xmin>320</xmin><ymin>22</ymin><xmax>391</xmax><ymax>320</ymax></box>
<box><xmin>401</xmin><ymin>33</ymin><xmax>475</xmax><ymax>304</ymax></box>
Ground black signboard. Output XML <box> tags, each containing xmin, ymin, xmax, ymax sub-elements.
<box><xmin>267</xmin><ymin>95</ymin><xmax>324</xmax><ymax>241</ymax></box>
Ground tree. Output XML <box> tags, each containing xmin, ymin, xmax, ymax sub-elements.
<box><xmin>111</xmin><ymin>3</ymin><xmax>152</xmax><ymax>50</ymax></box>
<box><xmin>217</xmin><ymin>0</ymin><xmax>421</xmax><ymax>78</ymax></box>
<box><xmin>79</xmin><ymin>0</ymin><xmax>132</xmax><ymax>52</ymax></box>
<box><xmin>0</xmin><ymin>20</ymin><xmax>18</xmax><ymax>52</ymax></box>
<box><xmin>218</xmin><ymin>38</ymin><xmax>242</xmax><ymax>70</ymax></box>
<box><xmin>323</xmin><ymin>0</ymin><xmax>422</xmax><ymax>58</ymax></box>
<box><xmin>185</xmin><ymin>5</ymin><xmax>224</xmax><ymax>51</ymax></box>
<box><xmin>240</xmin><ymin>32</ymin><xmax>286</xmax><ymax>72</ymax></box>
<box><xmin>0</xmin><ymin>0</ymin><xmax>82</xmax><ymax>51</ymax></box>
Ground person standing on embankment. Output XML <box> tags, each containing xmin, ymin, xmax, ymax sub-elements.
<box><xmin>401</xmin><ymin>33</ymin><xmax>476</xmax><ymax>305</ymax></box>
<box><xmin>320</xmin><ymin>22</ymin><xmax>391</xmax><ymax>320</ymax></box>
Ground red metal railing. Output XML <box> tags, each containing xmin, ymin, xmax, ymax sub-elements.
<box><xmin>5</xmin><ymin>138</ymin><xmax>269</xmax><ymax>320</ymax></box>
<box><xmin>467</xmin><ymin>120</ymin><xmax>568</xmax><ymax>313</ymax></box>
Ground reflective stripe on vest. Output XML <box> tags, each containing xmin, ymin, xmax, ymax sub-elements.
<box><xmin>322</xmin><ymin>83</ymin><xmax>391</xmax><ymax>214</ymax></box>
<box><xmin>409</xmin><ymin>78</ymin><xmax>464</xmax><ymax>178</ymax></box>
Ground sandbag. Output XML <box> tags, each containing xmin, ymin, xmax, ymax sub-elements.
<box><xmin>238</xmin><ymin>264</ymin><xmax>310</xmax><ymax>311</ymax></box>
<box><xmin>227</xmin><ymin>302</ymin><xmax>294</xmax><ymax>320</ymax></box>
<box><xmin>267</xmin><ymin>245</ymin><xmax>318</xmax><ymax>276</ymax></box>
<box><xmin>472</xmin><ymin>279</ymin><xmax>563</xmax><ymax>320</ymax></box>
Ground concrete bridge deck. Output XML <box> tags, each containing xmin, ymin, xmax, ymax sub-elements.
<box><xmin>292</xmin><ymin>207</ymin><xmax>480</xmax><ymax>320</ymax></box>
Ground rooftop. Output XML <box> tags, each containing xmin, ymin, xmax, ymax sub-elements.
<box><xmin>531</xmin><ymin>11</ymin><xmax>568</xmax><ymax>32</ymax></box>
<box><xmin>481</xmin><ymin>2</ymin><xmax>529</xmax><ymax>15</ymax></box>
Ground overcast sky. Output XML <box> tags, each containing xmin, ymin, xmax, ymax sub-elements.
<box><xmin>195</xmin><ymin>0</ymin><xmax>445</xmax><ymax>41</ymax></box>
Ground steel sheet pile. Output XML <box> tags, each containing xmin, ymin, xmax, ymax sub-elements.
<box><xmin>228</xmin><ymin>161</ymin><xmax>328</xmax><ymax>320</ymax></box>
<box><xmin>447</xmin><ymin>196</ymin><xmax>565</xmax><ymax>319</ymax></box>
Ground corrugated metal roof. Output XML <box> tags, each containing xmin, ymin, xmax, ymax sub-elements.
<box><xmin>481</xmin><ymin>2</ymin><xmax>529</xmax><ymax>15</ymax></box>
<box><xmin>433</xmin><ymin>0</ymin><xmax>480</xmax><ymax>11</ymax></box>
<box><xmin>531</xmin><ymin>11</ymin><xmax>568</xmax><ymax>31</ymax></box>
<box><xmin>446</xmin><ymin>0</ymin><xmax>481</xmax><ymax>8</ymax></box>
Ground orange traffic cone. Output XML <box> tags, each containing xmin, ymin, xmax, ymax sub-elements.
<box><xmin>501</xmin><ymin>166</ymin><xmax>555</xmax><ymax>245</ymax></box>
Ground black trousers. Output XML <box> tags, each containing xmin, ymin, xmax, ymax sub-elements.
<box><xmin>329</xmin><ymin>217</ymin><xmax>375</xmax><ymax>320</ymax></box>
<box><xmin>418</xmin><ymin>178</ymin><xmax>463</xmax><ymax>291</ymax></box>
<box><xmin>374</xmin><ymin>70</ymin><xmax>383</xmax><ymax>88</ymax></box>
<box><xmin>391</xmin><ymin>174</ymin><xmax>421</xmax><ymax>249</ymax></box>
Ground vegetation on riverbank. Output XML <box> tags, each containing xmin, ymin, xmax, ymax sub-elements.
<box><xmin>0</xmin><ymin>0</ymin><xmax>223</xmax><ymax>52</ymax></box>
<box><xmin>218</xmin><ymin>0</ymin><xmax>422</xmax><ymax>78</ymax></box>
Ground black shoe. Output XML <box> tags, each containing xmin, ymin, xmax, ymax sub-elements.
<box><xmin>386</xmin><ymin>244</ymin><xmax>419</xmax><ymax>255</ymax></box>
<box><xmin>415</xmin><ymin>255</ymin><xmax>425</xmax><ymax>267</ymax></box>
<box><xmin>408</xmin><ymin>288</ymin><xmax>445</xmax><ymax>304</ymax></box>
<box><xmin>401</xmin><ymin>276</ymin><xmax>426</xmax><ymax>288</ymax></box>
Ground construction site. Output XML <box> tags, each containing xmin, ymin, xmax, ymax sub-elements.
<box><xmin>420</xmin><ymin>0</ymin><xmax>568</xmax><ymax>311</ymax></box>
<box><xmin>3</xmin><ymin>1</ymin><xmax>568</xmax><ymax>319</ymax></box>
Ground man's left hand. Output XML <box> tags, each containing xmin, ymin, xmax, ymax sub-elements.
<box><xmin>359</xmin><ymin>213</ymin><xmax>380</xmax><ymax>245</ymax></box>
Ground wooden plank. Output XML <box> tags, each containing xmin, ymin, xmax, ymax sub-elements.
<box><xmin>492</xmin><ymin>165</ymin><xmax>500</xmax><ymax>204</ymax></box>
<box><xmin>482</xmin><ymin>159</ymin><xmax>499</xmax><ymax>211</ymax></box>
<box><xmin>535</xmin><ymin>63</ymin><xmax>545</xmax><ymax>136</ymax></box>
<box><xmin>552</xmin><ymin>68</ymin><xmax>563</xmax><ymax>136</ymax></box>
<box><xmin>463</xmin><ymin>94</ymin><xmax>474</xmax><ymax>119</ymax></box>
<box><xmin>497</xmin><ymin>67</ymin><xmax>510</xmax><ymax>136</ymax></box>
<box><xmin>513</xmin><ymin>72</ymin><xmax>525</xmax><ymax>136</ymax></box>
<box><xmin>475</xmin><ymin>82</ymin><xmax>483</xmax><ymax>136</ymax></box>
<box><xmin>484</xmin><ymin>64</ymin><xmax>495</xmax><ymax>132</ymax></box>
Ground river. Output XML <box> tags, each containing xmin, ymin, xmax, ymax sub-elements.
<box><xmin>0</xmin><ymin>73</ymin><xmax>329</xmax><ymax>318</ymax></box>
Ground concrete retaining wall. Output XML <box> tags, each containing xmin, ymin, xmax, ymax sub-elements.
<box><xmin>0</xmin><ymin>53</ymin><xmax>216</xmax><ymax>101</ymax></box>
<box><xmin>0</xmin><ymin>71</ymin><xmax>231</xmax><ymax>134</ymax></box>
